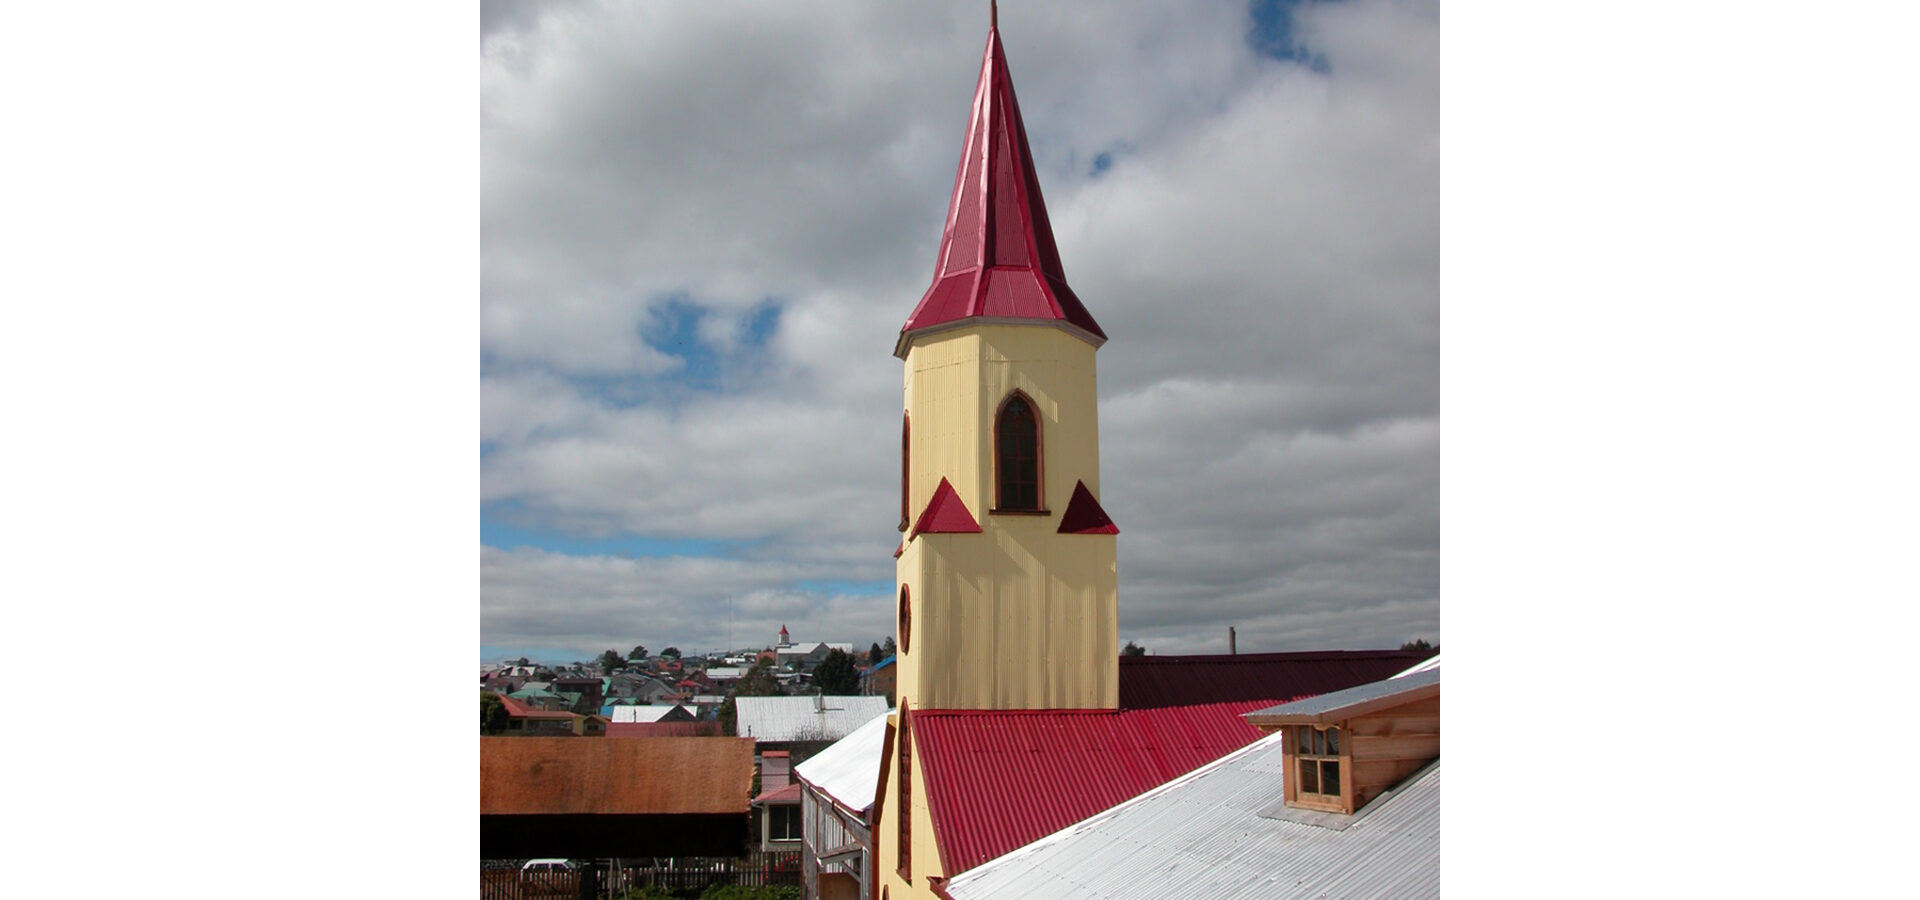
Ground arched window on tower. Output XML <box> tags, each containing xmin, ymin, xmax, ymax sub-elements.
<box><xmin>994</xmin><ymin>391</ymin><xmax>1043</xmax><ymax>512</ymax></box>
<box><xmin>900</xmin><ymin>412</ymin><xmax>911</xmax><ymax>532</ymax></box>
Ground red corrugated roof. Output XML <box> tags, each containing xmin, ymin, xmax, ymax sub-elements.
<box><xmin>1117</xmin><ymin>649</ymin><xmax>1433</xmax><ymax>709</ymax></box>
<box><xmin>912</xmin><ymin>702</ymin><xmax>1270</xmax><ymax>875</ymax></box>
<box><xmin>909</xmin><ymin>477</ymin><xmax>981</xmax><ymax>539</ymax></box>
<box><xmin>497</xmin><ymin>693</ymin><xmax>578</xmax><ymax>720</ymax></box>
<box><xmin>751</xmin><ymin>782</ymin><xmax>804</xmax><ymax>806</ymax></box>
<box><xmin>1056</xmin><ymin>480</ymin><xmax>1118</xmax><ymax>534</ymax></box>
<box><xmin>897</xmin><ymin>24</ymin><xmax>1104</xmax><ymax>357</ymax></box>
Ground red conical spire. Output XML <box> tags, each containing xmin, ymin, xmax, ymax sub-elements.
<box><xmin>896</xmin><ymin>19</ymin><xmax>1106</xmax><ymax>358</ymax></box>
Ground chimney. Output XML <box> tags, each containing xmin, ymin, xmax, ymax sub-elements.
<box><xmin>761</xmin><ymin>751</ymin><xmax>791</xmax><ymax>792</ymax></box>
<box><xmin>1229</xmin><ymin>626</ymin><xmax>1237</xmax><ymax>655</ymax></box>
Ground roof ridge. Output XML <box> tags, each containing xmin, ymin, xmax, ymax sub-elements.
<box><xmin>1120</xmin><ymin>649</ymin><xmax>1429</xmax><ymax>664</ymax></box>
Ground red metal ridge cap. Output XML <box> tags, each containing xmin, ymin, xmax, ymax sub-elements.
<box><xmin>896</xmin><ymin>24</ymin><xmax>1106</xmax><ymax>359</ymax></box>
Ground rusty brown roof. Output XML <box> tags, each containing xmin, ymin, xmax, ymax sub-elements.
<box><xmin>480</xmin><ymin>737</ymin><xmax>753</xmax><ymax>816</ymax></box>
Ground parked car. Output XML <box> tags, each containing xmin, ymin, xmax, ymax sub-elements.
<box><xmin>522</xmin><ymin>855</ymin><xmax>572</xmax><ymax>878</ymax></box>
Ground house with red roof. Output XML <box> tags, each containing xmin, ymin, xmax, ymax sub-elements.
<box><xmin>866</xmin><ymin>11</ymin><xmax>1436</xmax><ymax>900</ymax></box>
<box><xmin>494</xmin><ymin>693</ymin><xmax>587</xmax><ymax>737</ymax></box>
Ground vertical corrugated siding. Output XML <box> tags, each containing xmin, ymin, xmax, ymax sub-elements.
<box><xmin>914</xmin><ymin>702</ymin><xmax>1271</xmax><ymax>875</ymax></box>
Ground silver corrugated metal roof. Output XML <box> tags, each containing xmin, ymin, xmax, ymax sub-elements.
<box><xmin>943</xmin><ymin>728</ymin><xmax>1439</xmax><ymax>900</ymax></box>
<box><xmin>791</xmin><ymin>707</ymin><xmax>893</xmax><ymax>813</ymax></box>
<box><xmin>610</xmin><ymin>705</ymin><xmax>690</xmax><ymax>723</ymax></box>
<box><xmin>734</xmin><ymin>695</ymin><xmax>890</xmax><ymax>743</ymax></box>
<box><xmin>1244</xmin><ymin>667</ymin><xmax>1440</xmax><ymax>720</ymax></box>
<box><xmin>1395</xmin><ymin>653</ymin><xmax>1441</xmax><ymax>677</ymax></box>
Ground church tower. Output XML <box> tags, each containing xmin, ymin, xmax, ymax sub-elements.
<box><xmin>879</xmin><ymin>14</ymin><xmax>1124</xmax><ymax>895</ymax></box>
<box><xmin>892</xmin><ymin>11</ymin><xmax>1120</xmax><ymax>716</ymax></box>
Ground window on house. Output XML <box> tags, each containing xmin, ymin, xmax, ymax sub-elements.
<box><xmin>1293</xmin><ymin>725</ymin><xmax>1343</xmax><ymax>808</ymax></box>
<box><xmin>900</xmin><ymin>412</ymin><xmax>911</xmax><ymax>532</ymax></box>
<box><xmin>994</xmin><ymin>392</ymin><xmax>1042</xmax><ymax>511</ymax></box>
<box><xmin>898</xmin><ymin>702</ymin><xmax>912</xmax><ymax>883</ymax></box>
<box><xmin>769</xmin><ymin>805</ymin><xmax>801</xmax><ymax>842</ymax></box>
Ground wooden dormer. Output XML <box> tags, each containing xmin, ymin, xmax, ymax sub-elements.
<box><xmin>1244</xmin><ymin>667</ymin><xmax>1440</xmax><ymax>816</ymax></box>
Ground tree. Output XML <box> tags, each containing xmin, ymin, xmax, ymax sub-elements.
<box><xmin>1400</xmin><ymin>639</ymin><xmax>1439</xmax><ymax>655</ymax></box>
<box><xmin>661</xmin><ymin>647</ymin><xmax>682</xmax><ymax>660</ymax></box>
<box><xmin>480</xmin><ymin>691</ymin><xmax>509</xmax><ymax>734</ymax></box>
<box><xmin>628</xmin><ymin>645</ymin><xmax>648</xmax><ymax>660</ymax></box>
<box><xmin>880</xmin><ymin>636</ymin><xmax>897</xmax><ymax>658</ymax></box>
<box><xmin>598</xmin><ymin>649</ymin><xmax>625</xmax><ymax>674</ymax></box>
<box><xmin>516</xmin><ymin>656</ymin><xmax>530</xmax><ymax>667</ymax></box>
<box><xmin>737</xmin><ymin>658</ymin><xmax>780</xmax><ymax>696</ymax></box>
<box><xmin>868</xmin><ymin>641</ymin><xmax>884</xmax><ymax>663</ymax></box>
<box><xmin>812</xmin><ymin>649</ymin><xmax>860</xmax><ymax>696</ymax></box>
<box><xmin>1122</xmin><ymin>641</ymin><xmax>1147</xmax><ymax>656</ymax></box>
<box><xmin>717</xmin><ymin>659</ymin><xmax>783</xmax><ymax>736</ymax></box>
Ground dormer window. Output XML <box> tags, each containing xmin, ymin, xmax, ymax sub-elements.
<box><xmin>1245</xmin><ymin>667</ymin><xmax>1441</xmax><ymax>820</ymax></box>
<box><xmin>1290</xmin><ymin>725</ymin><xmax>1347</xmax><ymax>812</ymax></box>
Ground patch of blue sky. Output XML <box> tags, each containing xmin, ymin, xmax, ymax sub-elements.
<box><xmin>1249</xmin><ymin>0</ymin><xmax>1335</xmax><ymax>72</ymax></box>
<box><xmin>553</xmin><ymin>296</ymin><xmax>783</xmax><ymax>409</ymax></box>
<box><xmin>641</xmin><ymin>296</ymin><xmax>781</xmax><ymax>391</ymax></box>
<box><xmin>793</xmin><ymin>578</ymin><xmax>894</xmax><ymax>597</ymax></box>
<box><xmin>482</xmin><ymin>509</ymin><xmax>753</xmax><ymax>559</ymax></box>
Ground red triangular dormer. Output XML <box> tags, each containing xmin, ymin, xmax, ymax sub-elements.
<box><xmin>1056</xmin><ymin>480</ymin><xmax>1119</xmax><ymax>534</ymax></box>
<box><xmin>909</xmin><ymin>477</ymin><xmax>983</xmax><ymax>539</ymax></box>
<box><xmin>895</xmin><ymin>23</ymin><xmax>1105</xmax><ymax>359</ymax></box>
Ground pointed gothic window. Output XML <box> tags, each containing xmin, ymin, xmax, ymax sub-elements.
<box><xmin>900</xmin><ymin>412</ymin><xmax>911</xmax><ymax>532</ymax></box>
<box><xmin>994</xmin><ymin>392</ymin><xmax>1043</xmax><ymax>512</ymax></box>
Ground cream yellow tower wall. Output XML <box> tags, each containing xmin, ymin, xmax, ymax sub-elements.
<box><xmin>895</xmin><ymin>323</ymin><xmax>1119</xmax><ymax>712</ymax></box>
<box><xmin>876</xmin><ymin>710</ymin><xmax>947</xmax><ymax>899</ymax></box>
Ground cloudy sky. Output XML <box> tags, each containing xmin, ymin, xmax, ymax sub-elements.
<box><xmin>480</xmin><ymin>0</ymin><xmax>1439</xmax><ymax>664</ymax></box>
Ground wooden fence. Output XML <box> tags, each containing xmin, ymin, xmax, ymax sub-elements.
<box><xmin>482</xmin><ymin>852</ymin><xmax>802</xmax><ymax>899</ymax></box>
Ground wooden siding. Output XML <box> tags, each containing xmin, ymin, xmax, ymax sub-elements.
<box><xmin>1347</xmin><ymin>696</ymin><xmax>1440</xmax><ymax>809</ymax></box>
<box><xmin>1279</xmin><ymin>694</ymin><xmax>1439</xmax><ymax>815</ymax></box>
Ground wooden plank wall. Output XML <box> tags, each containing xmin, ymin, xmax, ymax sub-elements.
<box><xmin>1348</xmin><ymin>696</ymin><xmax>1440</xmax><ymax>809</ymax></box>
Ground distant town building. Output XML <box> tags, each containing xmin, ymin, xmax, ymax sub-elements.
<box><xmin>793</xmin><ymin>709</ymin><xmax>892</xmax><ymax>900</ymax></box>
<box><xmin>860</xmin><ymin>656</ymin><xmax>896</xmax><ymax>700</ymax></box>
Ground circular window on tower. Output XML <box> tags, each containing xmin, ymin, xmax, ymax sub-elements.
<box><xmin>898</xmin><ymin>585</ymin><xmax>911</xmax><ymax>654</ymax></box>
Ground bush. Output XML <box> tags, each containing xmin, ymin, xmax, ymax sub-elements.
<box><xmin>697</xmin><ymin>885</ymin><xmax>801</xmax><ymax>900</ymax></box>
<box><xmin>614</xmin><ymin>887</ymin><xmax>678</xmax><ymax>900</ymax></box>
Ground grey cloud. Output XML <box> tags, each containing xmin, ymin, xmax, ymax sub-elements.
<box><xmin>480</xmin><ymin>0</ymin><xmax>1438</xmax><ymax>658</ymax></box>
<box><xmin>483</xmin><ymin>546</ymin><xmax>894</xmax><ymax>659</ymax></box>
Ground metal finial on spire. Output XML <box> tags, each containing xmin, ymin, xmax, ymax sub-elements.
<box><xmin>991</xmin><ymin>0</ymin><xmax>997</xmax><ymax>29</ymax></box>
